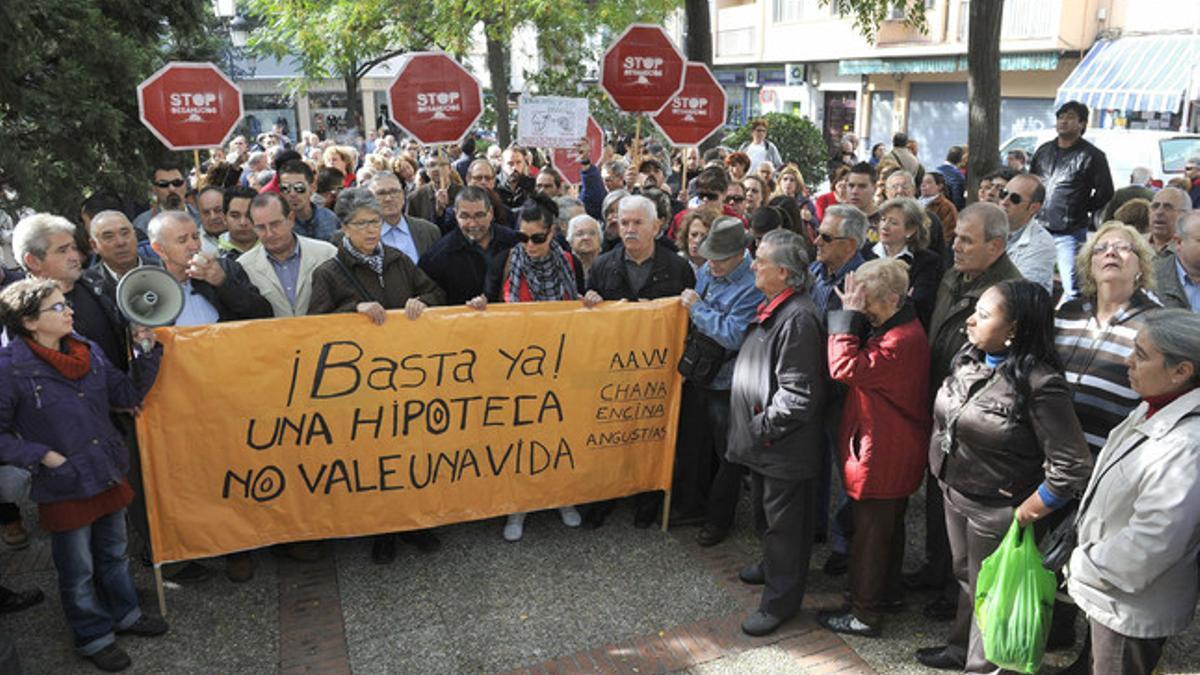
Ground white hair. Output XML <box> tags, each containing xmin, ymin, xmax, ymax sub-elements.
<box><xmin>13</xmin><ymin>213</ymin><xmax>77</xmax><ymax>270</ymax></box>
<box><xmin>617</xmin><ymin>194</ymin><xmax>657</xmax><ymax>225</ymax></box>
<box><xmin>147</xmin><ymin>210</ymin><xmax>196</xmax><ymax>245</ymax></box>
<box><xmin>567</xmin><ymin>214</ymin><xmax>601</xmax><ymax>240</ymax></box>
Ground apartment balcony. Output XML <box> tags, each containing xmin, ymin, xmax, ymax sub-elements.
<box><xmin>716</xmin><ymin>2</ymin><xmax>760</xmax><ymax>59</ymax></box>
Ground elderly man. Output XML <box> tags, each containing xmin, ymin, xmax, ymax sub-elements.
<box><xmin>1031</xmin><ymin>101</ymin><xmax>1115</xmax><ymax>301</ymax></box>
<box><xmin>1001</xmin><ymin>173</ymin><xmax>1056</xmax><ymax>293</ymax></box>
<box><xmin>1101</xmin><ymin>167</ymin><xmax>1156</xmax><ymax>222</ymax></box>
<box><xmin>132</xmin><ymin>163</ymin><xmax>199</xmax><ymax>233</ymax></box>
<box><xmin>1155</xmin><ymin>211</ymin><xmax>1200</xmax><ymax>311</ymax></box>
<box><xmin>367</xmin><ymin>172</ymin><xmax>440</xmax><ymax>263</ymax></box>
<box><xmin>677</xmin><ymin>217</ymin><xmax>764</xmax><ymax>545</ymax></box>
<box><xmin>810</xmin><ymin>205</ymin><xmax>868</xmax><ymax>315</ymax></box>
<box><xmin>727</xmin><ymin>228</ymin><xmax>827</xmax><ymax>636</ymax></box>
<box><xmin>582</xmin><ymin>195</ymin><xmax>696</xmax><ymax>528</ymax></box>
<box><xmin>82</xmin><ymin>211</ymin><xmax>146</xmax><ymax>309</ymax></box>
<box><xmin>419</xmin><ymin>186</ymin><xmax>521</xmax><ymax>305</ymax></box>
<box><xmin>1185</xmin><ymin>156</ymin><xmax>1200</xmax><ymax>207</ymax></box>
<box><xmin>1148</xmin><ymin>187</ymin><xmax>1192</xmax><ymax>257</ymax></box>
<box><xmin>240</xmin><ymin>192</ymin><xmax>337</xmax><ymax>318</ymax></box>
<box><xmin>906</xmin><ymin>202</ymin><xmax>1023</xmax><ymax>628</ymax></box>
<box><xmin>218</xmin><ymin>186</ymin><xmax>260</xmax><ymax>258</ymax></box>
<box><xmin>277</xmin><ymin>161</ymin><xmax>339</xmax><ymax>242</ymax></box>
<box><xmin>602</xmin><ymin>159</ymin><xmax>628</xmax><ymax>193</ymax></box>
<box><xmin>195</xmin><ymin>186</ymin><xmax>227</xmax><ymax>254</ymax></box>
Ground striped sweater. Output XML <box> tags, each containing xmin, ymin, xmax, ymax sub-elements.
<box><xmin>1054</xmin><ymin>289</ymin><xmax>1161</xmax><ymax>452</ymax></box>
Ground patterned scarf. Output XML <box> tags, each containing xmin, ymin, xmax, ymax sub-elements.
<box><xmin>341</xmin><ymin>235</ymin><xmax>384</xmax><ymax>277</ymax></box>
<box><xmin>507</xmin><ymin>239</ymin><xmax>578</xmax><ymax>302</ymax></box>
<box><xmin>24</xmin><ymin>335</ymin><xmax>91</xmax><ymax>380</ymax></box>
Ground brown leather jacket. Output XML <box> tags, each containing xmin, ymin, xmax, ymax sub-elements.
<box><xmin>929</xmin><ymin>347</ymin><xmax>1092</xmax><ymax>505</ymax></box>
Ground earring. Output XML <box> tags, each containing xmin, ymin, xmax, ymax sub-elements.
<box><xmin>1004</xmin><ymin>336</ymin><xmax>1014</xmax><ymax>348</ymax></box>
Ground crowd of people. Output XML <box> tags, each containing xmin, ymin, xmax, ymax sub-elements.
<box><xmin>1</xmin><ymin>99</ymin><xmax>1200</xmax><ymax>673</ymax></box>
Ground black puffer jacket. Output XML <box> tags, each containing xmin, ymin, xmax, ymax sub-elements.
<box><xmin>1030</xmin><ymin>137</ymin><xmax>1114</xmax><ymax>234</ymax></box>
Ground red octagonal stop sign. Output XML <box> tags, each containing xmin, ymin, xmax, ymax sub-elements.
<box><xmin>651</xmin><ymin>63</ymin><xmax>727</xmax><ymax>147</ymax></box>
<box><xmin>601</xmin><ymin>24</ymin><xmax>686</xmax><ymax>114</ymax></box>
<box><xmin>137</xmin><ymin>62</ymin><xmax>243</xmax><ymax>150</ymax></box>
<box><xmin>389</xmin><ymin>52</ymin><xmax>483</xmax><ymax>145</ymax></box>
<box><xmin>551</xmin><ymin>117</ymin><xmax>604</xmax><ymax>186</ymax></box>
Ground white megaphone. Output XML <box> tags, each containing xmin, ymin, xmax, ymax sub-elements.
<box><xmin>116</xmin><ymin>266</ymin><xmax>185</xmax><ymax>350</ymax></box>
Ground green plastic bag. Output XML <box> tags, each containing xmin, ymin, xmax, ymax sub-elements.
<box><xmin>974</xmin><ymin>517</ymin><xmax>1058</xmax><ymax>674</ymax></box>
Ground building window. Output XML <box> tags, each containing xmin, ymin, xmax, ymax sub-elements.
<box><xmin>772</xmin><ymin>0</ymin><xmax>836</xmax><ymax>23</ymax></box>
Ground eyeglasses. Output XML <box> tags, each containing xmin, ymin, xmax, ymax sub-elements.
<box><xmin>373</xmin><ymin>188</ymin><xmax>403</xmax><ymax>198</ymax></box>
<box><xmin>817</xmin><ymin>232</ymin><xmax>851</xmax><ymax>243</ymax></box>
<box><xmin>1185</xmin><ymin>165</ymin><xmax>1199</xmax><ymax>172</ymax></box>
<box><xmin>344</xmin><ymin>219</ymin><xmax>382</xmax><ymax>230</ymax></box>
<box><xmin>154</xmin><ymin>179</ymin><xmax>185</xmax><ymax>188</ymax></box>
<box><xmin>1094</xmin><ymin>241</ymin><xmax>1136</xmax><ymax>255</ymax></box>
<box><xmin>998</xmin><ymin>189</ymin><xmax>1023</xmax><ymax>205</ymax></box>
<box><xmin>279</xmin><ymin>182</ymin><xmax>308</xmax><ymax>194</ymax></box>
<box><xmin>697</xmin><ymin>192</ymin><xmax>720</xmax><ymax>202</ymax></box>
<box><xmin>38</xmin><ymin>300</ymin><xmax>73</xmax><ymax>314</ymax></box>
<box><xmin>516</xmin><ymin>231</ymin><xmax>550</xmax><ymax>244</ymax></box>
<box><xmin>725</xmin><ymin>195</ymin><xmax>745</xmax><ymax>204</ymax></box>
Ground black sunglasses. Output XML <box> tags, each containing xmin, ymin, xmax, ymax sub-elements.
<box><xmin>817</xmin><ymin>232</ymin><xmax>851</xmax><ymax>243</ymax></box>
<box><xmin>998</xmin><ymin>189</ymin><xmax>1023</xmax><ymax>205</ymax></box>
<box><xmin>516</xmin><ymin>231</ymin><xmax>550</xmax><ymax>244</ymax></box>
<box><xmin>154</xmin><ymin>179</ymin><xmax>185</xmax><ymax>188</ymax></box>
<box><xmin>697</xmin><ymin>191</ymin><xmax>720</xmax><ymax>202</ymax></box>
<box><xmin>725</xmin><ymin>195</ymin><xmax>745</xmax><ymax>204</ymax></box>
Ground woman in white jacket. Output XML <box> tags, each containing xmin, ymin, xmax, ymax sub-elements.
<box><xmin>1067</xmin><ymin>309</ymin><xmax>1200</xmax><ymax>675</ymax></box>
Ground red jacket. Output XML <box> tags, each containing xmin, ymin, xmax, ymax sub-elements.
<box><xmin>827</xmin><ymin>304</ymin><xmax>931</xmax><ymax>500</ymax></box>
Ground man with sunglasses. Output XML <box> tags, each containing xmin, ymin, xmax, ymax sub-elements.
<box><xmin>132</xmin><ymin>164</ymin><xmax>199</xmax><ymax>234</ymax></box>
<box><xmin>277</xmin><ymin>161</ymin><xmax>339</xmax><ymax>243</ymax></box>
<box><xmin>1001</xmin><ymin>174</ymin><xmax>1055</xmax><ymax>293</ymax></box>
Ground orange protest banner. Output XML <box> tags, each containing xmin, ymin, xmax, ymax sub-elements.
<box><xmin>137</xmin><ymin>299</ymin><xmax>687</xmax><ymax>563</ymax></box>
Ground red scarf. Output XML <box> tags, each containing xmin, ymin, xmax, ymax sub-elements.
<box><xmin>23</xmin><ymin>336</ymin><xmax>92</xmax><ymax>380</ymax></box>
<box><xmin>756</xmin><ymin>287</ymin><xmax>796</xmax><ymax>323</ymax></box>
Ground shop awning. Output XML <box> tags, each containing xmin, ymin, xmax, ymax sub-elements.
<box><xmin>838</xmin><ymin>53</ymin><xmax>1058</xmax><ymax>76</ymax></box>
<box><xmin>1055</xmin><ymin>34</ymin><xmax>1200</xmax><ymax>113</ymax></box>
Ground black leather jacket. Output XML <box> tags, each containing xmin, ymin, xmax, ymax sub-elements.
<box><xmin>1030</xmin><ymin>137</ymin><xmax>1114</xmax><ymax>234</ymax></box>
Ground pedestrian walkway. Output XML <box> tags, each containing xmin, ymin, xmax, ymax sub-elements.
<box><xmin>4</xmin><ymin>493</ymin><xmax>1200</xmax><ymax>673</ymax></box>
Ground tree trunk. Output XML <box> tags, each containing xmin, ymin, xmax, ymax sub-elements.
<box><xmin>965</xmin><ymin>1</ymin><xmax>1003</xmax><ymax>205</ymax></box>
<box><xmin>486</xmin><ymin>32</ymin><xmax>511</xmax><ymax>148</ymax></box>
<box><xmin>685</xmin><ymin>0</ymin><xmax>716</xmax><ymax>153</ymax></box>
<box><xmin>343</xmin><ymin>71</ymin><xmax>363</xmax><ymax>133</ymax></box>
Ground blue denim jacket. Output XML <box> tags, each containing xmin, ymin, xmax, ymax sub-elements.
<box><xmin>0</xmin><ymin>335</ymin><xmax>160</xmax><ymax>504</ymax></box>
<box><xmin>689</xmin><ymin>253</ymin><xmax>763</xmax><ymax>391</ymax></box>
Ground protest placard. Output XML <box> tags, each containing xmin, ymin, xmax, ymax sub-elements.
<box><xmin>516</xmin><ymin>95</ymin><xmax>589</xmax><ymax>149</ymax></box>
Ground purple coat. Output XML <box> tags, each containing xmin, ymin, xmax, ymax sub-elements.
<box><xmin>0</xmin><ymin>335</ymin><xmax>160</xmax><ymax>504</ymax></box>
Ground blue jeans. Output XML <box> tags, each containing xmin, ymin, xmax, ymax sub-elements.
<box><xmin>1054</xmin><ymin>229</ymin><xmax>1088</xmax><ymax>302</ymax></box>
<box><xmin>50</xmin><ymin>508</ymin><xmax>141</xmax><ymax>655</ymax></box>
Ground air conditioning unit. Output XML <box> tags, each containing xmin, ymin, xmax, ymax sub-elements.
<box><xmin>744</xmin><ymin>67</ymin><xmax>760</xmax><ymax>88</ymax></box>
<box><xmin>785</xmin><ymin>63</ymin><xmax>805</xmax><ymax>86</ymax></box>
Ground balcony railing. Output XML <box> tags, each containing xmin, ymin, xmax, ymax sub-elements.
<box><xmin>959</xmin><ymin>0</ymin><xmax>1060</xmax><ymax>40</ymax></box>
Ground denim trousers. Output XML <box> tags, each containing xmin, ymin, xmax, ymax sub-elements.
<box><xmin>1053</xmin><ymin>229</ymin><xmax>1088</xmax><ymax>302</ymax></box>
<box><xmin>50</xmin><ymin>508</ymin><xmax>142</xmax><ymax>655</ymax></box>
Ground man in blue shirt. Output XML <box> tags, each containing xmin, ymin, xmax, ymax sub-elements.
<box><xmin>366</xmin><ymin>172</ymin><xmax>441</xmax><ymax>263</ymax></box>
<box><xmin>277</xmin><ymin>161</ymin><xmax>340</xmax><ymax>243</ymax></box>
<box><xmin>1154</xmin><ymin>211</ymin><xmax>1200</xmax><ymax>311</ymax></box>
<box><xmin>935</xmin><ymin>146</ymin><xmax>967</xmax><ymax>210</ymax></box>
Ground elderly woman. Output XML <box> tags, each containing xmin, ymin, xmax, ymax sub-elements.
<box><xmin>308</xmin><ymin>188</ymin><xmax>446</xmax><ymax>564</ymax></box>
<box><xmin>468</xmin><ymin>201</ymin><xmax>584</xmax><ymax>541</ymax></box>
<box><xmin>742</xmin><ymin>175</ymin><xmax>769</xmax><ymax>215</ymax></box>
<box><xmin>727</xmin><ymin>229</ymin><xmax>827</xmax><ymax>637</ymax></box>
<box><xmin>566</xmin><ymin>214</ymin><xmax>602</xmax><ymax>284</ymax></box>
<box><xmin>0</xmin><ymin>279</ymin><xmax>165</xmax><ymax>671</ymax></box>
<box><xmin>818</xmin><ymin>258</ymin><xmax>930</xmax><ymax>638</ymax></box>
<box><xmin>676</xmin><ymin>207</ymin><xmax>720</xmax><ymax>273</ymax></box>
<box><xmin>600</xmin><ymin>189</ymin><xmax>629</xmax><ymax>252</ymax></box>
<box><xmin>1067</xmin><ymin>309</ymin><xmax>1200</xmax><ymax>675</ymax></box>
<box><xmin>863</xmin><ymin>197</ymin><xmax>944</xmax><ymax>329</ymax></box>
<box><xmin>917</xmin><ymin>279</ymin><xmax>1092</xmax><ymax>672</ymax></box>
<box><xmin>756</xmin><ymin>161</ymin><xmax>777</xmax><ymax>195</ymax></box>
<box><xmin>679</xmin><ymin>217</ymin><xmax>765</xmax><ymax>547</ymax></box>
<box><xmin>390</xmin><ymin>154</ymin><xmax>419</xmax><ymax>196</ymax></box>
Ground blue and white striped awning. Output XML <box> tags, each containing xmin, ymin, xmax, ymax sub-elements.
<box><xmin>1056</xmin><ymin>34</ymin><xmax>1200</xmax><ymax>113</ymax></box>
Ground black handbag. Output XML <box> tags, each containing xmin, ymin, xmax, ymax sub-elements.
<box><xmin>677</xmin><ymin>327</ymin><xmax>730</xmax><ymax>386</ymax></box>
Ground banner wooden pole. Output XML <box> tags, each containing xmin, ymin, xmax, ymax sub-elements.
<box><xmin>153</xmin><ymin>564</ymin><xmax>167</xmax><ymax>617</ymax></box>
<box><xmin>680</xmin><ymin>148</ymin><xmax>689</xmax><ymax>202</ymax></box>
<box><xmin>192</xmin><ymin>149</ymin><xmax>202</xmax><ymax>189</ymax></box>
<box><xmin>634</xmin><ymin>116</ymin><xmax>642</xmax><ymax>163</ymax></box>
<box><xmin>660</xmin><ymin>489</ymin><xmax>671</xmax><ymax>532</ymax></box>
<box><xmin>438</xmin><ymin>146</ymin><xmax>449</xmax><ymax>190</ymax></box>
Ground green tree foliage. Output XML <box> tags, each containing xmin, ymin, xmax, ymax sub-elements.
<box><xmin>819</xmin><ymin>0</ymin><xmax>927</xmax><ymax>42</ymax></box>
<box><xmin>0</xmin><ymin>1</ymin><xmax>220</xmax><ymax>215</ymax></box>
<box><xmin>723</xmin><ymin>114</ymin><xmax>829</xmax><ymax>186</ymax></box>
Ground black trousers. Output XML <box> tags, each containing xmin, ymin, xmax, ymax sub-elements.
<box><xmin>750</xmin><ymin>472</ymin><xmax>816</xmax><ymax>619</ymax></box>
<box><xmin>848</xmin><ymin>497</ymin><xmax>906</xmax><ymax>627</ymax></box>
<box><xmin>670</xmin><ymin>382</ymin><xmax>714</xmax><ymax>517</ymax></box>
<box><xmin>1088</xmin><ymin>618</ymin><xmax>1166</xmax><ymax>675</ymax></box>
<box><xmin>700</xmin><ymin>389</ymin><xmax>741</xmax><ymax>531</ymax></box>
<box><xmin>0</xmin><ymin>502</ymin><xmax>17</xmax><ymax>526</ymax></box>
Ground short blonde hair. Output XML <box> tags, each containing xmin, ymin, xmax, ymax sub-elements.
<box><xmin>854</xmin><ymin>258</ymin><xmax>909</xmax><ymax>304</ymax></box>
<box><xmin>1076</xmin><ymin>221</ymin><xmax>1156</xmax><ymax>298</ymax></box>
<box><xmin>322</xmin><ymin>145</ymin><xmax>357</xmax><ymax>171</ymax></box>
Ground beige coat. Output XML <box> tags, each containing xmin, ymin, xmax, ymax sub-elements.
<box><xmin>237</xmin><ymin>235</ymin><xmax>337</xmax><ymax>317</ymax></box>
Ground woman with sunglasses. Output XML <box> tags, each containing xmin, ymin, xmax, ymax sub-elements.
<box><xmin>468</xmin><ymin>199</ymin><xmax>585</xmax><ymax>541</ymax></box>
<box><xmin>0</xmin><ymin>279</ymin><xmax>165</xmax><ymax>671</ymax></box>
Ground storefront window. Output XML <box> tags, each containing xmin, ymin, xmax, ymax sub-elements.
<box><xmin>242</xmin><ymin>93</ymin><xmax>296</xmax><ymax>142</ymax></box>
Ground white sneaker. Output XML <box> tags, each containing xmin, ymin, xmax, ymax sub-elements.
<box><xmin>503</xmin><ymin>513</ymin><xmax>526</xmax><ymax>541</ymax></box>
<box><xmin>559</xmin><ymin>506</ymin><xmax>582</xmax><ymax>528</ymax></box>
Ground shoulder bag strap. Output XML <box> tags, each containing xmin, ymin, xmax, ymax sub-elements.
<box><xmin>331</xmin><ymin>255</ymin><xmax>376</xmax><ymax>304</ymax></box>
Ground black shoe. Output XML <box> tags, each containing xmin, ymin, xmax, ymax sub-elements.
<box><xmin>738</xmin><ymin>562</ymin><xmax>765</xmax><ymax>585</ymax></box>
<box><xmin>696</xmin><ymin>524</ymin><xmax>728</xmax><ymax>547</ymax></box>
<box><xmin>582</xmin><ymin>508</ymin><xmax>608</xmax><ymax>530</ymax></box>
<box><xmin>161</xmin><ymin>561</ymin><xmax>210</xmax><ymax>583</ymax></box>
<box><xmin>86</xmin><ymin>643</ymin><xmax>131</xmax><ymax>672</ymax></box>
<box><xmin>915</xmin><ymin>646</ymin><xmax>964</xmax><ymax>670</ymax></box>
<box><xmin>840</xmin><ymin>591</ymin><xmax>904</xmax><ymax>614</ymax></box>
<box><xmin>398</xmin><ymin>530</ymin><xmax>441</xmax><ymax>553</ymax></box>
<box><xmin>117</xmin><ymin>614</ymin><xmax>169</xmax><ymax>637</ymax></box>
<box><xmin>741</xmin><ymin>610</ymin><xmax>786</xmax><ymax>636</ymax></box>
<box><xmin>822</xmin><ymin>551</ymin><xmax>849</xmax><ymax>576</ymax></box>
<box><xmin>0</xmin><ymin>586</ymin><xmax>44</xmax><ymax>614</ymax></box>
<box><xmin>633</xmin><ymin>504</ymin><xmax>658</xmax><ymax>529</ymax></box>
<box><xmin>922</xmin><ymin>595</ymin><xmax>957</xmax><ymax>621</ymax></box>
<box><xmin>1046</xmin><ymin>622</ymin><xmax>1077</xmax><ymax>652</ymax></box>
<box><xmin>818</xmin><ymin>610</ymin><xmax>881</xmax><ymax>638</ymax></box>
<box><xmin>371</xmin><ymin>535</ymin><xmax>396</xmax><ymax>564</ymax></box>
<box><xmin>902</xmin><ymin>569</ymin><xmax>943</xmax><ymax>591</ymax></box>
<box><xmin>225</xmin><ymin>552</ymin><xmax>255</xmax><ymax>583</ymax></box>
